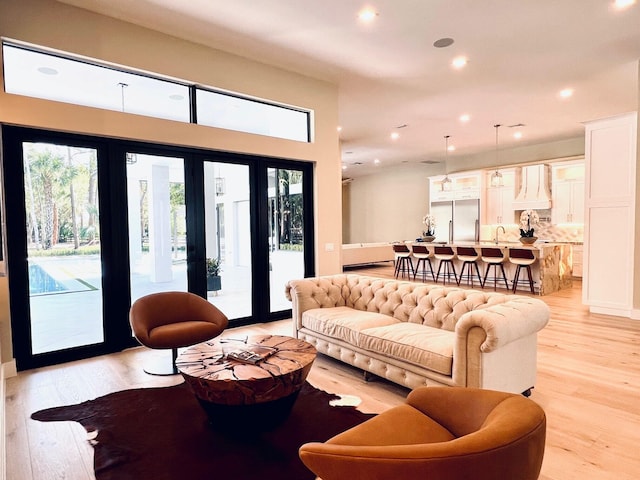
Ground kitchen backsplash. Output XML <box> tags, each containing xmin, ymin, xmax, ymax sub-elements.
<box><xmin>480</xmin><ymin>221</ymin><xmax>584</xmax><ymax>244</ymax></box>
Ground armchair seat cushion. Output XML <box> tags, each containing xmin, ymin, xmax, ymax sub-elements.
<box><xmin>328</xmin><ymin>404</ymin><xmax>455</xmax><ymax>447</ymax></box>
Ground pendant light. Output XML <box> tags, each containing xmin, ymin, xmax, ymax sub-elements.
<box><xmin>441</xmin><ymin>135</ymin><xmax>453</xmax><ymax>192</ymax></box>
<box><xmin>490</xmin><ymin>124</ymin><xmax>504</xmax><ymax>187</ymax></box>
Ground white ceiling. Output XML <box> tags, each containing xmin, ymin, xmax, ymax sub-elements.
<box><xmin>59</xmin><ymin>0</ymin><xmax>640</xmax><ymax>177</ymax></box>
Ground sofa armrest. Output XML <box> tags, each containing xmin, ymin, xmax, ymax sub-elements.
<box><xmin>451</xmin><ymin>297</ymin><xmax>549</xmax><ymax>391</ymax></box>
<box><xmin>455</xmin><ymin>297</ymin><xmax>549</xmax><ymax>353</ymax></box>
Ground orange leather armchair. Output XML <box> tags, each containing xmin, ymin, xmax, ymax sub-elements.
<box><xmin>130</xmin><ymin>291</ymin><xmax>228</xmax><ymax>375</ymax></box>
<box><xmin>299</xmin><ymin>386</ymin><xmax>546</xmax><ymax>480</ymax></box>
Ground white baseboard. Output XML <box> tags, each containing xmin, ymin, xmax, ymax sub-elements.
<box><xmin>1</xmin><ymin>361</ymin><xmax>16</xmax><ymax>380</ymax></box>
<box><xmin>589</xmin><ymin>305</ymin><xmax>636</xmax><ymax>319</ymax></box>
<box><xmin>1</xmin><ymin>363</ymin><xmax>7</xmax><ymax>480</ymax></box>
<box><xmin>0</xmin><ymin>359</ymin><xmax>15</xmax><ymax>480</ymax></box>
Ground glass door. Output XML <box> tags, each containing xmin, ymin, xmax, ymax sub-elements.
<box><xmin>23</xmin><ymin>142</ymin><xmax>105</xmax><ymax>355</ymax></box>
<box><xmin>3</xmin><ymin>126</ymin><xmax>315</xmax><ymax>370</ymax></box>
<box><xmin>203</xmin><ymin>162</ymin><xmax>252</xmax><ymax>319</ymax></box>
<box><xmin>126</xmin><ymin>153</ymin><xmax>188</xmax><ymax>303</ymax></box>
<box><xmin>268</xmin><ymin>167</ymin><xmax>306</xmax><ymax>313</ymax></box>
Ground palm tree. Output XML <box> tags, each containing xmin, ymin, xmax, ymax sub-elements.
<box><xmin>26</xmin><ymin>146</ymin><xmax>65</xmax><ymax>250</ymax></box>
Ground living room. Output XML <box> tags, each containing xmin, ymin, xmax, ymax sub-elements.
<box><xmin>1</xmin><ymin>1</ymin><xmax>640</xmax><ymax>479</ymax></box>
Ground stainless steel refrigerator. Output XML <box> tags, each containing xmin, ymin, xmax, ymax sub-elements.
<box><xmin>430</xmin><ymin>199</ymin><xmax>480</xmax><ymax>243</ymax></box>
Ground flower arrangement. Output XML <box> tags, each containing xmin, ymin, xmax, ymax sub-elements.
<box><xmin>519</xmin><ymin>209</ymin><xmax>540</xmax><ymax>237</ymax></box>
<box><xmin>422</xmin><ymin>214</ymin><xmax>436</xmax><ymax>236</ymax></box>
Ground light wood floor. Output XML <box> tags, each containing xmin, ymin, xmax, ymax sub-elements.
<box><xmin>5</xmin><ymin>267</ymin><xmax>640</xmax><ymax>479</ymax></box>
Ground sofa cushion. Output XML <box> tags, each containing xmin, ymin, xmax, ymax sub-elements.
<box><xmin>358</xmin><ymin>323</ymin><xmax>454</xmax><ymax>376</ymax></box>
<box><xmin>301</xmin><ymin>306</ymin><xmax>402</xmax><ymax>346</ymax></box>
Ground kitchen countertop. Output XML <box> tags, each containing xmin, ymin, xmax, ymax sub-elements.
<box><xmin>421</xmin><ymin>241</ymin><xmax>572</xmax><ymax>250</ymax></box>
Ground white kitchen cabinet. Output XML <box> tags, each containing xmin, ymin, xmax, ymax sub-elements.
<box><xmin>429</xmin><ymin>171</ymin><xmax>481</xmax><ymax>203</ymax></box>
<box><xmin>483</xmin><ymin>169</ymin><xmax>515</xmax><ymax>225</ymax></box>
<box><xmin>429</xmin><ymin>176</ymin><xmax>454</xmax><ymax>202</ymax></box>
<box><xmin>552</xmin><ymin>161</ymin><xmax>585</xmax><ymax>224</ymax></box>
<box><xmin>583</xmin><ymin>112</ymin><xmax>637</xmax><ymax>317</ymax></box>
<box><xmin>453</xmin><ymin>172</ymin><xmax>481</xmax><ymax>200</ymax></box>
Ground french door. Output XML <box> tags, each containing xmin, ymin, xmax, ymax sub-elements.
<box><xmin>2</xmin><ymin>126</ymin><xmax>314</xmax><ymax>370</ymax></box>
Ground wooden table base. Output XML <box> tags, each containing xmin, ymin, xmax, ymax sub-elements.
<box><xmin>196</xmin><ymin>391</ymin><xmax>303</xmax><ymax>431</ymax></box>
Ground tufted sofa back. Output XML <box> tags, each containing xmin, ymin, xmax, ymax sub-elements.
<box><xmin>285</xmin><ymin>274</ymin><xmax>516</xmax><ymax>332</ymax></box>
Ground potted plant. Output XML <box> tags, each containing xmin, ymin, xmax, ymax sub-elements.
<box><xmin>519</xmin><ymin>209</ymin><xmax>540</xmax><ymax>244</ymax></box>
<box><xmin>422</xmin><ymin>214</ymin><xmax>436</xmax><ymax>242</ymax></box>
<box><xmin>206</xmin><ymin>257</ymin><xmax>222</xmax><ymax>292</ymax></box>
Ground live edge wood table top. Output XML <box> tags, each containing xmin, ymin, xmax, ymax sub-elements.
<box><xmin>176</xmin><ymin>334</ymin><xmax>317</xmax><ymax>407</ymax></box>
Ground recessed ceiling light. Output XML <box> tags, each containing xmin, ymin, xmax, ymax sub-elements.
<box><xmin>433</xmin><ymin>37</ymin><xmax>455</xmax><ymax>48</ymax></box>
<box><xmin>374</xmin><ymin>158</ymin><xmax>381</xmax><ymax>164</ymax></box>
<box><xmin>559</xmin><ymin>88</ymin><xmax>574</xmax><ymax>99</ymax></box>
<box><xmin>342</xmin><ymin>165</ymin><xmax>348</xmax><ymax>170</ymax></box>
<box><xmin>451</xmin><ymin>56</ymin><xmax>468</xmax><ymax>69</ymax></box>
<box><xmin>357</xmin><ymin>7</ymin><xmax>378</xmax><ymax>23</ymax></box>
<box><xmin>37</xmin><ymin>66</ymin><xmax>58</xmax><ymax>75</ymax></box>
<box><xmin>459</xmin><ymin>114</ymin><xmax>471</xmax><ymax>123</ymax></box>
<box><xmin>390</xmin><ymin>132</ymin><xmax>400</xmax><ymax>140</ymax></box>
<box><xmin>613</xmin><ymin>0</ymin><xmax>636</xmax><ymax>10</ymax></box>
<box><xmin>337</xmin><ymin>126</ymin><xmax>342</xmax><ymax>132</ymax></box>
<box><xmin>447</xmin><ymin>145</ymin><xmax>456</xmax><ymax>152</ymax></box>
<box><xmin>513</xmin><ymin>131</ymin><xmax>523</xmax><ymax>140</ymax></box>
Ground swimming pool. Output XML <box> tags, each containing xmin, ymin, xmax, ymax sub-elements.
<box><xmin>29</xmin><ymin>264</ymin><xmax>68</xmax><ymax>295</ymax></box>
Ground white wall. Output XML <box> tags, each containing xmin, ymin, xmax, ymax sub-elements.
<box><xmin>344</xmin><ymin>164</ymin><xmax>434</xmax><ymax>243</ymax></box>
<box><xmin>450</xmin><ymin>137</ymin><xmax>585</xmax><ymax>173</ymax></box>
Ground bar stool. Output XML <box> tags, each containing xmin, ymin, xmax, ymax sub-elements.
<box><xmin>434</xmin><ymin>245</ymin><xmax>458</xmax><ymax>285</ymax></box>
<box><xmin>456</xmin><ymin>246</ymin><xmax>482</xmax><ymax>287</ymax></box>
<box><xmin>393</xmin><ymin>243</ymin><xmax>414</xmax><ymax>279</ymax></box>
<box><xmin>412</xmin><ymin>244</ymin><xmax>435</xmax><ymax>282</ymax></box>
<box><xmin>480</xmin><ymin>247</ymin><xmax>509</xmax><ymax>291</ymax></box>
<box><xmin>509</xmin><ymin>248</ymin><xmax>536</xmax><ymax>294</ymax></box>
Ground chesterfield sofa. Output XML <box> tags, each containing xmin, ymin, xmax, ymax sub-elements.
<box><xmin>285</xmin><ymin>274</ymin><xmax>550</xmax><ymax>395</ymax></box>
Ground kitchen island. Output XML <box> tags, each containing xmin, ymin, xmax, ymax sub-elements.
<box><xmin>417</xmin><ymin>241</ymin><xmax>573</xmax><ymax>295</ymax></box>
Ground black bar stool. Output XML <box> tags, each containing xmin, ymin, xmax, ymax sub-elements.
<box><xmin>393</xmin><ymin>243</ymin><xmax>414</xmax><ymax>279</ymax></box>
<box><xmin>508</xmin><ymin>248</ymin><xmax>536</xmax><ymax>294</ymax></box>
<box><xmin>456</xmin><ymin>246</ymin><xmax>482</xmax><ymax>287</ymax></box>
<box><xmin>434</xmin><ymin>245</ymin><xmax>458</xmax><ymax>285</ymax></box>
<box><xmin>412</xmin><ymin>244</ymin><xmax>435</xmax><ymax>282</ymax></box>
<box><xmin>481</xmin><ymin>247</ymin><xmax>509</xmax><ymax>291</ymax></box>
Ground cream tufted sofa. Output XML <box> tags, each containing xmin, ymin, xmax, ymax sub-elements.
<box><xmin>285</xmin><ymin>274</ymin><xmax>550</xmax><ymax>395</ymax></box>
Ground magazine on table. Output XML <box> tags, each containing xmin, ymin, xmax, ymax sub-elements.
<box><xmin>226</xmin><ymin>344</ymin><xmax>278</xmax><ymax>364</ymax></box>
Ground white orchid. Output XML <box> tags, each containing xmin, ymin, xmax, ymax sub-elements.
<box><xmin>519</xmin><ymin>209</ymin><xmax>540</xmax><ymax>237</ymax></box>
<box><xmin>422</xmin><ymin>214</ymin><xmax>436</xmax><ymax>236</ymax></box>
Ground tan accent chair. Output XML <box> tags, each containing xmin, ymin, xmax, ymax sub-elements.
<box><xmin>130</xmin><ymin>291</ymin><xmax>228</xmax><ymax>375</ymax></box>
<box><xmin>299</xmin><ymin>386</ymin><xmax>546</xmax><ymax>480</ymax></box>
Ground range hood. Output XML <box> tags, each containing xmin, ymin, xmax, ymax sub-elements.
<box><xmin>512</xmin><ymin>164</ymin><xmax>552</xmax><ymax>210</ymax></box>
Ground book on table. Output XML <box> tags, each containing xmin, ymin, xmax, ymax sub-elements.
<box><xmin>226</xmin><ymin>344</ymin><xmax>278</xmax><ymax>364</ymax></box>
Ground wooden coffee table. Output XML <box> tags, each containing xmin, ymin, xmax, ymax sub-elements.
<box><xmin>176</xmin><ymin>334</ymin><xmax>316</xmax><ymax>430</ymax></box>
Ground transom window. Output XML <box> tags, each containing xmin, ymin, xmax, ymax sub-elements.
<box><xmin>2</xmin><ymin>42</ymin><xmax>311</xmax><ymax>142</ymax></box>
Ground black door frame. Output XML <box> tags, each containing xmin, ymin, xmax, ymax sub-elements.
<box><xmin>2</xmin><ymin>125</ymin><xmax>314</xmax><ymax>370</ymax></box>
